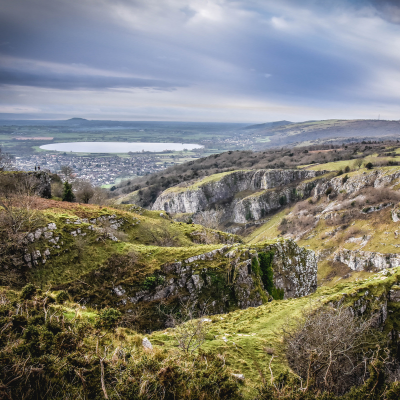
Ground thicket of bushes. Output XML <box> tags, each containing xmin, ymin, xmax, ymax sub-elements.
<box><xmin>2</xmin><ymin>288</ymin><xmax>400</xmax><ymax>399</ymax></box>
<box><xmin>0</xmin><ymin>289</ymin><xmax>241</xmax><ymax>400</ymax></box>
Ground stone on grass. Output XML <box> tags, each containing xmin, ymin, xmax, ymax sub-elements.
<box><xmin>142</xmin><ymin>337</ymin><xmax>153</xmax><ymax>350</ymax></box>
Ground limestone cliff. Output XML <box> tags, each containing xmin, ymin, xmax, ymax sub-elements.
<box><xmin>313</xmin><ymin>168</ymin><xmax>400</xmax><ymax>198</ymax></box>
<box><xmin>334</xmin><ymin>249</ymin><xmax>400</xmax><ymax>271</ymax></box>
<box><xmin>110</xmin><ymin>239</ymin><xmax>317</xmax><ymax>318</ymax></box>
<box><xmin>152</xmin><ymin>169</ymin><xmax>329</xmax><ymax>224</ymax></box>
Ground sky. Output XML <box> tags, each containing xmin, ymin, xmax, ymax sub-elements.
<box><xmin>1</xmin><ymin>0</ymin><xmax>400</xmax><ymax>122</ymax></box>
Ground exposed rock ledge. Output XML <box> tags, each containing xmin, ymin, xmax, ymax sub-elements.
<box><xmin>112</xmin><ymin>239</ymin><xmax>317</xmax><ymax>316</ymax></box>
<box><xmin>334</xmin><ymin>249</ymin><xmax>400</xmax><ymax>271</ymax></box>
<box><xmin>152</xmin><ymin>169</ymin><xmax>327</xmax><ymax>223</ymax></box>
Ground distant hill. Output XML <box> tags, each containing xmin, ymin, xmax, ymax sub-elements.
<box><xmin>66</xmin><ymin>117</ymin><xmax>88</xmax><ymax>122</ymax></box>
<box><xmin>246</xmin><ymin>119</ymin><xmax>400</xmax><ymax>146</ymax></box>
<box><xmin>241</xmin><ymin>120</ymin><xmax>293</xmax><ymax>130</ymax></box>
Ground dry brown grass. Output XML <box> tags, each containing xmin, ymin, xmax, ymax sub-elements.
<box><xmin>342</xmin><ymin>226</ymin><xmax>368</xmax><ymax>241</ymax></box>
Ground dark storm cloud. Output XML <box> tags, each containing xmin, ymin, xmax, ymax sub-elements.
<box><xmin>371</xmin><ymin>0</ymin><xmax>400</xmax><ymax>24</ymax></box>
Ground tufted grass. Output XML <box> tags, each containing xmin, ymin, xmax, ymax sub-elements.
<box><xmin>24</xmin><ymin>199</ymin><xmax>238</xmax><ymax>288</ymax></box>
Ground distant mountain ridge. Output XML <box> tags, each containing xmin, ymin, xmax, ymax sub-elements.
<box><xmin>241</xmin><ymin>120</ymin><xmax>293</xmax><ymax>130</ymax></box>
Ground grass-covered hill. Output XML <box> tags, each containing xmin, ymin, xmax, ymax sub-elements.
<box><xmin>2</xmin><ymin>262</ymin><xmax>400</xmax><ymax>398</ymax></box>
<box><xmin>113</xmin><ymin>139</ymin><xmax>400</xmax><ymax>208</ymax></box>
<box><xmin>0</xmin><ymin>188</ymin><xmax>317</xmax><ymax>333</ymax></box>
<box><xmin>243</xmin><ymin>119</ymin><xmax>400</xmax><ymax>147</ymax></box>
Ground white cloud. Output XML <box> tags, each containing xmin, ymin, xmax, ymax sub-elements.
<box><xmin>271</xmin><ymin>16</ymin><xmax>290</xmax><ymax>30</ymax></box>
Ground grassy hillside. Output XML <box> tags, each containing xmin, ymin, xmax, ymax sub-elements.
<box><xmin>151</xmin><ymin>265</ymin><xmax>400</xmax><ymax>396</ymax></box>
<box><xmin>114</xmin><ymin>140</ymin><xmax>400</xmax><ymax>208</ymax></box>
<box><xmin>246</xmin><ymin>119</ymin><xmax>400</xmax><ymax>147</ymax></box>
<box><xmin>2</xmin><ymin>264</ymin><xmax>398</xmax><ymax>398</ymax></box>
<box><xmin>1</xmin><ymin>198</ymin><xmax>239</xmax><ymax>288</ymax></box>
<box><xmin>246</xmin><ymin>164</ymin><xmax>400</xmax><ymax>286</ymax></box>
<box><xmin>3</xmin><ymin>145</ymin><xmax>400</xmax><ymax>398</ymax></box>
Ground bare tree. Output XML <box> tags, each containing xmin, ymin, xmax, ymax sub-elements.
<box><xmin>90</xmin><ymin>186</ymin><xmax>109</xmax><ymax>205</ymax></box>
<box><xmin>282</xmin><ymin>304</ymin><xmax>382</xmax><ymax>395</ymax></box>
<box><xmin>353</xmin><ymin>158</ymin><xmax>364</xmax><ymax>170</ymax></box>
<box><xmin>74</xmin><ymin>179</ymin><xmax>95</xmax><ymax>203</ymax></box>
<box><xmin>0</xmin><ymin>174</ymin><xmax>42</xmax><ymax>234</ymax></box>
<box><xmin>51</xmin><ymin>181</ymin><xmax>64</xmax><ymax>198</ymax></box>
<box><xmin>59</xmin><ymin>165</ymin><xmax>74</xmax><ymax>181</ymax></box>
<box><xmin>166</xmin><ymin>300</ymin><xmax>210</xmax><ymax>354</ymax></box>
<box><xmin>0</xmin><ymin>174</ymin><xmax>44</xmax><ymax>276</ymax></box>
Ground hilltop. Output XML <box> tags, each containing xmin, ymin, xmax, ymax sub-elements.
<box><xmin>243</xmin><ymin>119</ymin><xmax>400</xmax><ymax>147</ymax></box>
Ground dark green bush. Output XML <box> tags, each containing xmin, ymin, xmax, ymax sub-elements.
<box><xmin>62</xmin><ymin>181</ymin><xmax>75</xmax><ymax>202</ymax></box>
<box><xmin>55</xmin><ymin>290</ymin><xmax>69</xmax><ymax>304</ymax></box>
<box><xmin>279</xmin><ymin>195</ymin><xmax>287</xmax><ymax>206</ymax></box>
<box><xmin>96</xmin><ymin>307</ymin><xmax>122</xmax><ymax>330</ymax></box>
<box><xmin>20</xmin><ymin>283</ymin><xmax>36</xmax><ymax>300</ymax></box>
<box><xmin>142</xmin><ymin>275</ymin><xmax>165</xmax><ymax>290</ymax></box>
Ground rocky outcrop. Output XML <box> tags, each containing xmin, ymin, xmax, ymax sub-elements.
<box><xmin>392</xmin><ymin>206</ymin><xmax>400</xmax><ymax>222</ymax></box>
<box><xmin>153</xmin><ymin>169</ymin><xmax>328</xmax><ymax>224</ymax></box>
<box><xmin>314</xmin><ymin>169</ymin><xmax>400</xmax><ymax>198</ymax></box>
<box><xmin>21</xmin><ymin>214</ymin><xmax>140</xmax><ymax>268</ymax></box>
<box><xmin>29</xmin><ymin>171</ymin><xmax>52</xmax><ymax>198</ymax></box>
<box><xmin>334</xmin><ymin>249</ymin><xmax>400</xmax><ymax>271</ymax></box>
<box><xmin>231</xmin><ymin>177</ymin><xmax>329</xmax><ymax>223</ymax></box>
<box><xmin>112</xmin><ymin>239</ymin><xmax>317</xmax><ymax>316</ymax></box>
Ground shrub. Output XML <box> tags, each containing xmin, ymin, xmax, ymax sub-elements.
<box><xmin>96</xmin><ymin>307</ymin><xmax>122</xmax><ymax>330</ymax></box>
<box><xmin>20</xmin><ymin>283</ymin><xmax>36</xmax><ymax>300</ymax></box>
<box><xmin>62</xmin><ymin>181</ymin><xmax>75</xmax><ymax>202</ymax></box>
<box><xmin>279</xmin><ymin>195</ymin><xmax>287</xmax><ymax>206</ymax></box>
<box><xmin>142</xmin><ymin>275</ymin><xmax>165</xmax><ymax>290</ymax></box>
<box><xmin>55</xmin><ymin>291</ymin><xmax>69</xmax><ymax>304</ymax></box>
<box><xmin>283</xmin><ymin>305</ymin><xmax>382</xmax><ymax>395</ymax></box>
<box><xmin>325</xmin><ymin>187</ymin><xmax>333</xmax><ymax>196</ymax></box>
<box><xmin>343</xmin><ymin>226</ymin><xmax>367</xmax><ymax>241</ymax></box>
<box><xmin>366</xmin><ymin>162</ymin><xmax>374</xmax><ymax>169</ymax></box>
<box><xmin>344</xmin><ymin>165</ymin><xmax>351</xmax><ymax>173</ymax></box>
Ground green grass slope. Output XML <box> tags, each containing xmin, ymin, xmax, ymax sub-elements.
<box><xmin>151</xmin><ymin>266</ymin><xmax>400</xmax><ymax>397</ymax></box>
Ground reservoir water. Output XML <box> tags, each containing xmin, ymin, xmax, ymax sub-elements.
<box><xmin>40</xmin><ymin>142</ymin><xmax>203</xmax><ymax>153</ymax></box>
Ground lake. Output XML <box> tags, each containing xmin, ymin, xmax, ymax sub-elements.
<box><xmin>40</xmin><ymin>142</ymin><xmax>203</xmax><ymax>153</ymax></box>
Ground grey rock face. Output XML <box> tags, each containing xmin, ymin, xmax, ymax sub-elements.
<box><xmin>142</xmin><ymin>337</ymin><xmax>153</xmax><ymax>350</ymax></box>
<box><xmin>153</xmin><ymin>169</ymin><xmax>327</xmax><ymax>223</ymax></box>
<box><xmin>334</xmin><ymin>249</ymin><xmax>400</xmax><ymax>271</ymax></box>
<box><xmin>115</xmin><ymin>239</ymin><xmax>317</xmax><ymax>316</ymax></box>
<box><xmin>314</xmin><ymin>169</ymin><xmax>400</xmax><ymax>198</ymax></box>
<box><xmin>27</xmin><ymin>171</ymin><xmax>52</xmax><ymax>198</ymax></box>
